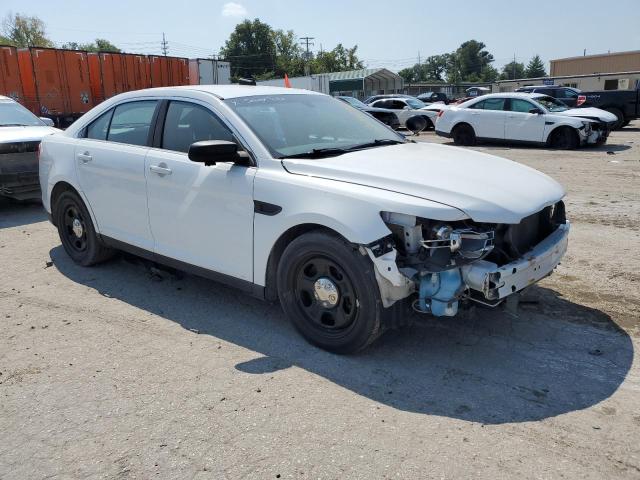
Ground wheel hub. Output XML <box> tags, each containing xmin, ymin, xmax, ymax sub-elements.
<box><xmin>72</xmin><ymin>218</ymin><xmax>84</xmax><ymax>238</ymax></box>
<box><xmin>313</xmin><ymin>277</ymin><xmax>339</xmax><ymax>308</ymax></box>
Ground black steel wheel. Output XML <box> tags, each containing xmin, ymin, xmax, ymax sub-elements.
<box><xmin>550</xmin><ymin>127</ymin><xmax>579</xmax><ymax>150</ymax></box>
<box><xmin>294</xmin><ymin>256</ymin><xmax>358</xmax><ymax>333</ymax></box>
<box><xmin>277</xmin><ymin>231</ymin><xmax>386</xmax><ymax>353</ymax></box>
<box><xmin>55</xmin><ymin>190</ymin><xmax>114</xmax><ymax>266</ymax></box>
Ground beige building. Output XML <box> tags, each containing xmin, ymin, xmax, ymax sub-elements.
<box><xmin>550</xmin><ymin>50</ymin><xmax>640</xmax><ymax>76</ymax></box>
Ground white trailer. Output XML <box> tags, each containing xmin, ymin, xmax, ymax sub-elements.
<box><xmin>257</xmin><ymin>75</ymin><xmax>330</xmax><ymax>94</ymax></box>
<box><xmin>189</xmin><ymin>59</ymin><xmax>232</xmax><ymax>85</ymax></box>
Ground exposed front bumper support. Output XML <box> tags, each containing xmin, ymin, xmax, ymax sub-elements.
<box><xmin>462</xmin><ymin>223</ymin><xmax>570</xmax><ymax>300</ymax></box>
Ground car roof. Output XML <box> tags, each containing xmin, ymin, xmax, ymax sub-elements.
<box><xmin>111</xmin><ymin>85</ymin><xmax>325</xmax><ymax>100</ymax></box>
<box><xmin>0</xmin><ymin>95</ymin><xmax>15</xmax><ymax>102</ymax></box>
<box><xmin>469</xmin><ymin>92</ymin><xmax>543</xmax><ymax>99</ymax></box>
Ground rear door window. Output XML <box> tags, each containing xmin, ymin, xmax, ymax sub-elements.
<box><xmin>85</xmin><ymin>109</ymin><xmax>113</xmax><ymax>140</ymax></box>
<box><xmin>107</xmin><ymin>101</ymin><xmax>158</xmax><ymax>147</ymax></box>
<box><xmin>510</xmin><ymin>99</ymin><xmax>536</xmax><ymax>113</ymax></box>
<box><xmin>470</xmin><ymin>98</ymin><xmax>506</xmax><ymax>110</ymax></box>
<box><xmin>161</xmin><ymin>101</ymin><xmax>234</xmax><ymax>153</ymax></box>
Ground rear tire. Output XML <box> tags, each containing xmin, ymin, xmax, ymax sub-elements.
<box><xmin>54</xmin><ymin>190</ymin><xmax>114</xmax><ymax>266</ymax></box>
<box><xmin>452</xmin><ymin>124</ymin><xmax>476</xmax><ymax>146</ymax></box>
<box><xmin>549</xmin><ymin>127</ymin><xmax>579</xmax><ymax>150</ymax></box>
<box><xmin>276</xmin><ymin>231</ymin><xmax>386</xmax><ymax>354</ymax></box>
<box><xmin>422</xmin><ymin>116</ymin><xmax>434</xmax><ymax>130</ymax></box>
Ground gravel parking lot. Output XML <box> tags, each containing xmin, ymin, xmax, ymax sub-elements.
<box><xmin>1</xmin><ymin>123</ymin><xmax>639</xmax><ymax>479</ymax></box>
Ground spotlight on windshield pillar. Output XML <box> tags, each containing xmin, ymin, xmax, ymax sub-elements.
<box><xmin>406</xmin><ymin>115</ymin><xmax>427</xmax><ymax>135</ymax></box>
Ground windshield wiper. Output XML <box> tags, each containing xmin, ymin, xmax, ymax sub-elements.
<box><xmin>279</xmin><ymin>139</ymin><xmax>406</xmax><ymax>159</ymax></box>
<box><xmin>346</xmin><ymin>138</ymin><xmax>406</xmax><ymax>150</ymax></box>
<box><xmin>0</xmin><ymin>123</ymin><xmax>30</xmax><ymax>127</ymax></box>
<box><xmin>279</xmin><ymin>147</ymin><xmax>349</xmax><ymax>159</ymax></box>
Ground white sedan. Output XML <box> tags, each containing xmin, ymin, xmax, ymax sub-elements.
<box><xmin>369</xmin><ymin>97</ymin><xmax>438</xmax><ymax>130</ymax></box>
<box><xmin>435</xmin><ymin>92</ymin><xmax>617</xmax><ymax>149</ymax></box>
<box><xmin>40</xmin><ymin>85</ymin><xmax>569</xmax><ymax>353</ymax></box>
<box><xmin>0</xmin><ymin>95</ymin><xmax>59</xmax><ymax>200</ymax></box>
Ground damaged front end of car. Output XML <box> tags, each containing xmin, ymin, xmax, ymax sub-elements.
<box><xmin>363</xmin><ymin>203</ymin><xmax>569</xmax><ymax>316</ymax></box>
<box><xmin>578</xmin><ymin>118</ymin><xmax>612</xmax><ymax>145</ymax></box>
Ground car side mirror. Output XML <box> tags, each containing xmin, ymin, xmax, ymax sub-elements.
<box><xmin>40</xmin><ymin>117</ymin><xmax>55</xmax><ymax>127</ymax></box>
<box><xmin>529</xmin><ymin>108</ymin><xmax>543</xmax><ymax>115</ymax></box>
<box><xmin>403</xmin><ymin>106</ymin><xmax>411</xmax><ymax>110</ymax></box>
<box><xmin>188</xmin><ymin>140</ymin><xmax>251</xmax><ymax>166</ymax></box>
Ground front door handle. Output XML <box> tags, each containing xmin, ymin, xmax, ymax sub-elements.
<box><xmin>149</xmin><ymin>164</ymin><xmax>172</xmax><ymax>176</ymax></box>
<box><xmin>77</xmin><ymin>151</ymin><xmax>92</xmax><ymax>163</ymax></box>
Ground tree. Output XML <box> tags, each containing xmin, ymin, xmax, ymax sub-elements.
<box><xmin>219</xmin><ymin>19</ymin><xmax>276</xmax><ymax>79</ymax></box>
<box><xmin>311</xmin><ymin>44</ymin><xmax>363</xmax><ymax>74</ymax></box>
<box><xmin>525</xmin><ymin>55</ymin><xmax>546</xmax><ymax>78</ymax></box>
<box><xmin>448</xmin><ymin>40</ymin><xmax>494</xmax><ymax>82</ymax></box>
<box><xmin>312</xmin><ymin>44</ymin><xmax>364</xmax><ymax>74</ymax></box>
<box><xmin>272</xmin><ymin>29</ymin><xmax>304</xmax><ymax>77</ymax></box>
<box><xmin>500</xmin><ymin>61</ymin><xmax>526</xmax><ymax>80</ymax></box>
<box><xmin>61</xmin><ymin>38</ymin><xmax>121</xmax><ymax>52</ymax></box>
<box><xmin>1</xmin><ymin>12</ymin><xmax>53</xmax><ymax>47</ymax></box>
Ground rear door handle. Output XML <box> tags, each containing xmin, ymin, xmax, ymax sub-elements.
<box><xmin>149</xmin><ymin>164</ymin><xmax>172</xmax><ymax>176</ymax></box>
<box><xmin>77</xmin><ymin>151</ymin><xmax>92</xmax><ymax>163</ymax></box>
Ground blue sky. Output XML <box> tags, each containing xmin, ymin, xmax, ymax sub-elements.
<box><xmin>3</xmin><ymin>0</ymin><xmax>639</xmax><ymax>72</ymax></box>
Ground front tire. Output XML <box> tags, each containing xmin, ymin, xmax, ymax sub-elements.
<box><xmin>549</xmin><ymin>127</ymin><xmax>579</xmax><ymax>150</ymax></box>
<box><xmin>54</xmin><ymin>190</ymin><xmax>113</xmax><ymax>266</ymax></box>
<box><xmin>276</xmin><ymin>231</ymin><xmax>385</xmax><ymax>354</ymax></box>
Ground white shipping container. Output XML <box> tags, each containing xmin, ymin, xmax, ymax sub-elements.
<box><xmin>188</xmin><ymin>59</ymin><xmax>231</xmax><ymax>85</ymax></box>
<box><xmin>257</xmin><ymin>75</ymin><xmax>330</xmax><ymax>94</ymax></box>
<box><xmin>216</xmin><ymin>61</ymin><xmax>231</xmax><ymax>85</ymax></box>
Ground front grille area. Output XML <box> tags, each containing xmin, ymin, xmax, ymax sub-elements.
<box><xmin>488</xmin><ymin>201</ymin><xmax>566</xmax><ymax>265</ymax></box>
<box><xmin>0</xmin><ymin>141</ymin><xmax>40</xmax><ymax>155</ymax></box>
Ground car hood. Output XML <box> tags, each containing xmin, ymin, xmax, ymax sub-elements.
<box><xmin>282</xmin><ymin>142</ymin><xmax>565</xmax><ymax>224</ymax></box>
<box><xmin>0</xmin><ymin>126</ymin><xmax>60</xmax><ymax>144</ymax></box>
<box><xmin>559</xmin><ymin>107</ymin><xmax>617</xmax><ymax>123</ymax></box>
<box><xmin>360</xmin><ymin>106</ymin><xmax>396</xmax><ymax>114</ymax></box>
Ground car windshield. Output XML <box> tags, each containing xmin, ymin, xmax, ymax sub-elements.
<box><xmin>225</xmin><ymin>94</ymin><xmax>405</xmax><ymax>158</ymax></box>
<box><xmin>340</xmin><ymin>97</ymin><xmax>367</xmax><ymax>108</ymax></box>
<box><xmin>0</xmin><ymin>100</ymin><xmax>44</xmax><ymax>127</ymax></box>
<box><xmin>405</xmin><ymin>98</ymin><xmax>427</xmax><ymax>109</ymax></box>
<box><xmin>534</xmin><ymin>96</ymin><xmax>569</xmax><ymax>112</ymax></box>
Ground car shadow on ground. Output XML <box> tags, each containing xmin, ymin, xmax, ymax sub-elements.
<box><xmin>0</xmin><ymin>198</ymin><xmax>47</xmax><ymax>229</ymax></box>
<box><xmin>50</xmin><ymin>246</ymin><xmax>633</xmax><ymax>425</ymax></box>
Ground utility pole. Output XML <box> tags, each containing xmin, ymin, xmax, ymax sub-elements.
<box><xmin>161</xmin><ymin>33</ymin><xmax>168</xmax><ymax>56</ymax></box>
<box><xmin>300</xmin><ymin>36</ymin><xmax>314</xmax><ymax>75</ymax></box>
<box><xmin>513</xmin><ymin>53</ymin><xmax>516</xmax><ymax>79</ymax></box>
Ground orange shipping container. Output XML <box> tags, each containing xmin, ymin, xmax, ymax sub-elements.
<box><xmin>150</xmin><ymin>55</ymin><xmax>189</xmax><ymax>87</ymax></box>
<box><xmin>0</xmin><ymin>46</ymin><xmax>24</xmax><ymax>103</ymax></box>
<box><xmin>19</xmin><ymin>47</ymin><xmax>94</xmax><ymax>118</ymax></box>
<box><xmin>88</xmin><ymin>52</ymin><xmax>152</xmax><ymax>104</ymax></box>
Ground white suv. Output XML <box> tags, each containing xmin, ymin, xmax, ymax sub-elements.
<box><xmin>40</xmin><ymin>86</ymin><xmax>569</xmax><ymax>353</ymax></box>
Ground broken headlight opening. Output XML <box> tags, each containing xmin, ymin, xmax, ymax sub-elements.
<box><xmin>378</xmin><ymin>203</ymin><xmax>567</xmax><ymax>316</ymax></box>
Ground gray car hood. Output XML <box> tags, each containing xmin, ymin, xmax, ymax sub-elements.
<box><xmin>282</xmin><ymin>142</ymin><xmax>565</xmax><ymax>224</ymax></box>
<box><xmin>0</xmin><ymin>126</ymin><xmax>60</xmax><ymax>144</ymax></box>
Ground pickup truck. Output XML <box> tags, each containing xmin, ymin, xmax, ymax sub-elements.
<box><xmin>579</xmin><ymin>89</ymin><xmax>640</xmax><ymax>129</ymax></box>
